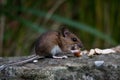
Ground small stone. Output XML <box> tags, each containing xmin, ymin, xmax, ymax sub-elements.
<box><xmin>33</xmin><ymin>60</ymin><xmax>38</xmax><ymax>63</ymax></box>
<box><xmin>94</xmin><ymin>61</ymin><xmax>104</xmax><ymax>67</ymax></box>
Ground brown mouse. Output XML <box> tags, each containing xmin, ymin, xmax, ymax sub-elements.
<box><xmin>35</xmin><ymin>27</ymin><xmax>83</xmax><ymax>58</ymax></box>
<box><xmin>0</xmin><ymin>26</ymin><xmax>83</xmax><ymax>70</ymax></box>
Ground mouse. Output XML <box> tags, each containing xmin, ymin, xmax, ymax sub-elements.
<box><xmin>0</xmin><ymin>26</ymin><xmax>83</xmax><ymax>70</ymax></box>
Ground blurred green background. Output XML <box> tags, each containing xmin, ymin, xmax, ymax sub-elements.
<box><xmin>0</xmin><ymin>0</ymin><xmax>119</xmax><ymax>56</ymax></box>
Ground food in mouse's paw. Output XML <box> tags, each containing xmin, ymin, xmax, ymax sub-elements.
<box><xmin>74</xmin><ymin>51</ymin><xmax>81</xmax><ymax>57</ymax></box>
<box><xmin>70</xmin><ymin>44</ymin><xmax>83</xmax><ymax>57</ymax></box>
<box><xmin>71</xmin><ymin>50</ymin><xmax>81</xmax><ymax>57</ymax></box>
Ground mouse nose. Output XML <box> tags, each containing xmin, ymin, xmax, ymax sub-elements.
<box><xmin>77</xmin><ymin>43</ymin><xmax>84</xmax><ymax>49</ymax></box>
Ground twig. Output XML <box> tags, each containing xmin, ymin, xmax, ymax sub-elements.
<box><xmin>43</xmin><ymin>0</ymin><xmax>66</xmax><ymax>25</ymax></box>
<box><xmin>0</xmin><ymin>0</ymin><xmax>6</xmax><ymax>55</ymax></box>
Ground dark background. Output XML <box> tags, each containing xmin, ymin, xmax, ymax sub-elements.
<box><xmin>0</xmin><ymin>0</ymin><xmax>120</xmax><ymax>56</ymax></box>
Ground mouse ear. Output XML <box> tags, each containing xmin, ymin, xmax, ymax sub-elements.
<box><xmin>60</xmin><ymin>26</ymin><xmax>70</xmax><ymax>37</ymax></box>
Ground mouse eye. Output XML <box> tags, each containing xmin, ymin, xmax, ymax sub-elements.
<box><xmin>72</xmin><ymin>38</ymin><xmax>77</xmax><ymax>42</ymax></box>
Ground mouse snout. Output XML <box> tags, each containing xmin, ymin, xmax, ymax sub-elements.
<box><xmin>77</xmin><ymin>43</ymin><xmax>83</xmax><ymax>49</ymax></box>
<box><xmin>70</xmin><ymin>43</ymin><xmax>84</xmax><ymax>51</ymax></box>
<box><xmin>71</xmin><ymin>44</ymin><xmax>80</xmax><ymax>50</ymax></box>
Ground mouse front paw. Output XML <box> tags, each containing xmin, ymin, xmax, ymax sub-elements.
<box><xmin>62</xmin><ymin>56</ymin><xmax>68</xmax><ymax>59</ymax></box>
<box><xmin>52</xmin><ymin>55</ymin><xmax>68</xmax><ymax>59</ymax></box>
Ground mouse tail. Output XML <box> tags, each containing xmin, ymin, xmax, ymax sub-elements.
<box><xmin>0</xmin><ymin>55</ymin><xmax>41</xmax><ymax>71</ymax></box>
